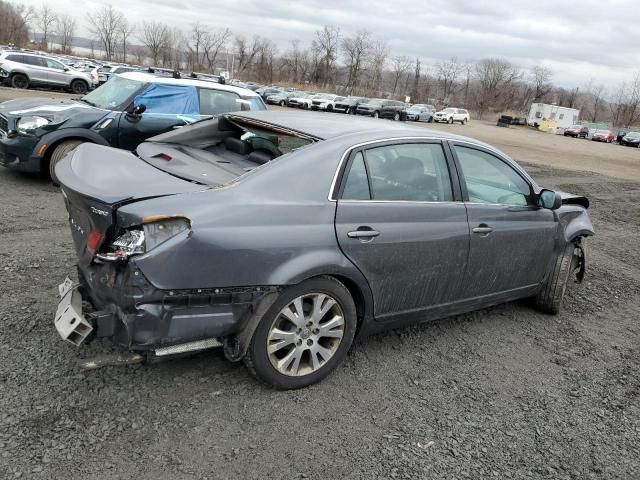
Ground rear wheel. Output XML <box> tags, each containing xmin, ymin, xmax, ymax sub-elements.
<box><xmin>244</xmin><ymin>277</ymin><xmax>357</xmax><ymax>389</ymax></box>
<box><xmin>461</xmin><ymin>118</ymin><xmax>467</xmax><ymax>125</ymax></box>
<box><xmin>48</xmin><ymin>140</ymin><xmax>85</xmax><ymax>186</ymax></box>
<box><xmin>11</xmin><ymin>73</ymin><xmax>29</xmax><ymax>89</ymax></box>
<box><xmin>535</xmin><ymin>243</ymin><xmax>578</xmax><ymax>314</ymax></box>
<box><xmin>70</xmin><ymin>80</ymin><xmax>88</xmax><ymax>94</ymax></box>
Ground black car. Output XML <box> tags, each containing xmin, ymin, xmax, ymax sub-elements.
<box><xmin>334</xmin><ymin>96</ymin><xmax>369</xmax><ymax>114</ymax></box>
<box><xmin>0</xmin><ymin>72</ymin><xmax>266</xmax><ymax>184</ymax></box>
<box><xmin>619</xmin><ymin>131</ymin><xmax>640</xmax><ymax>147</ymax></box>
<box><xmin>356</xmin><ymin>99</ymin><xmax>407</xmax><ymax>120</ymax></box>
<box><xmin>54</xmin><ymin>110</ymin><xmax>592</xmax><ymax>389</ymax></box>
<box><xmin>256</xmin><ymin>87</ymin><xmax>282</xmax><ymax>100</ymax></box>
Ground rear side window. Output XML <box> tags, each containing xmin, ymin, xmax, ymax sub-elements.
<box><xmin>341</xmin><ymin>143</ymin><xmax>453</xmax><ymax>202</ymax></box>
<box><xmin>342</xmin><ymin>152</ymin><xmax>370</xmax><ymax>200</ymax></box>
<box><xmin>199</xmin><ymin>88</ymin><xmax>255</xmax><ymax>115</ymax></box>
<box><xmin>6</xmin><ymin>54</ymin><xmax>24</xmax><ymax>63</ymax></box>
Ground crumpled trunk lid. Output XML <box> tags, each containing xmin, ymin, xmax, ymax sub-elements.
<box><xmin>57</xmin><ymin>143</ymin><xmax>205</xmax><ymax>264</ymax></box>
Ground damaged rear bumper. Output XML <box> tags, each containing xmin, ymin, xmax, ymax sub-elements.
<box><xmin>55</xmin><ymin>261</ymin><xmax>277</xmax><ymax>352</ymax></box>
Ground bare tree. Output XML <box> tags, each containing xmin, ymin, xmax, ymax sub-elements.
<box><xmin>462</xmin><ymin>61</ymin><xmax>473</xmax><ymax>107</ymax></box>
<box><xmin>436</xmin><ymin>57</ymin><xmax>463</xmax><ymax>101</ymax></box>
<box><xmin>37</xmin><ymin>4</ymin><xmax>56</xmax><ymax>49</ymax></box>
<box><xmin>342</xmin><ymin>30</ymin><xmax>371</xmax><ymax>94</ymax></box>
<box><xmin>88</xmin><ymin>6</ymin><xmax>124</xmax><ymax>60</ymax></box>
<box><xmin>56</xmin><ymin>14</ymin><xmax>75</xmax><ymax>53</ymax></box>
<box><xmin>118</xmin><ymin>18</ymin><xmax>135</xmax><ymax>63</ymax></box>
<box><xmin>410</xmin><ymin>57</ymin><xmax>421</xmax><ymax>103</ymax></box>
<box><xmin>390</xmin><ymin>55</ymin><xmax>411</xmax><ymax>95</ymax></box>
<box><xmin>0</xmin><ymin>1</ymin><xmax>33</xmax><ymax>46</ymax></box>
<box><xmin>531</xmin><ymin>66</ymin><xmax>553</xmax><ymax>100</ymax></box>
<box><xmin>586</xmin><ymin>82</ymin><xmax>605</xmax><ymax>123</ymax></box>
<box><xmin>473</xmin><ymin>58</ymin><xmax>521</xmax><ymax>119</ymax></box>
<box><xmin>365</xmin><ymin>40</ymin><xmax>388</xmax><ymax>94</ymax></box>
<box><xmin>140</xmin><ymin>21</ymin><xmax>169</xmax><ymax>65</ymax></box>
<box><xmin>202</xmin><ymin>28</ymin><xmax>231</xmax><ymax>73</ymax></box>
<box><xmin>314</xmin><ymin>25</ymin><xmax>340</xmax><ymax>86</ymax></box>
<box><xmin>609</xmin><ymin>74</ymin><xmax>640</xmax><ymax>127</ymax></box>
<box><xmin>234</xmin><ymin>35</ymin><xmax>262</xmax><ymax>76</ymax></box>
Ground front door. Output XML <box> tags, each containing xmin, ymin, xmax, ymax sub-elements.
<box><xmin>451</xmin><ymin>143</ymin><xmax>558</xmax><ymax>298</ymax></box>
<box><xmin>44</xmin><ymin>58</ymin><xmax>69</xmax><ymax>86</ymax></box>
<box><xmin>335</xmin><ymin>141</ymin><xmax>470</xmax><ymax>321</ymax></box>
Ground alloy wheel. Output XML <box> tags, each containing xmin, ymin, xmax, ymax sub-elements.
<box><xmin>267</xmin><ymin>293</ymin><xmax>345</xmax><ymax>377</ymax></box>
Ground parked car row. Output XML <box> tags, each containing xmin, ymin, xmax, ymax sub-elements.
<box><xmin>563</xmin><ymin>124</ymin><xmax>640</xmax><ymax>147</ymax></box>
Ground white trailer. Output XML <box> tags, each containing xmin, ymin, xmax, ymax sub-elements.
<box><xmin>527</xmin><ymin>103</ymin><xmax>580</xmax><ymax>129</ymax></box>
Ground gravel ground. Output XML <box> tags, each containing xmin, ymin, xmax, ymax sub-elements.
<box><xmin>0</xmin><ymin>87</ymin><xmax>639</xmax><ymax>479</ymax></box>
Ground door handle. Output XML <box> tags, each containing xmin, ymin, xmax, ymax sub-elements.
<box><xmin>472</xmin><ymin>225</ymin><xmax>493</xmax><ymax>234</ymax></box>
<box><xmin>347</xmin><ymin>229</ymin><xmax>380</xmax><ymax>239</ymax></box>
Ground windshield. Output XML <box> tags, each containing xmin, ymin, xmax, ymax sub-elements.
<box><xmin>81</xmin><ymin>76</ymin><xmax>144</xmax><ymax>110</ymax></box>
<box><xmin>570</xmin><ymin>125</ymin><xmax>583</xmax><ymax>129</ymax></box>
<box><xmin>625</xmin><ymin>132</ymin><xmax>640</xmax><ymax>138</ymax></box>
<box><xmin>443</xmin><ymin>108</ymin><xmax>456</xmax><ymax>113</ymax></box>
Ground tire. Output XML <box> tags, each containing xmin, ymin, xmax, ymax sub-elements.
<box><xmin>48</xmin><ymin>140</ymin><xmax>85</xmax><ymax>186</ymax></box>
<box><xmin>461</xmin><ymin>118</ymin><xmax>467</xmax><ymax>125</ymax></box>
<box><xmin>244</xmin><ymin>276</ymin><xmax>357</xmax><ymax>389</ymax></box>
<box><xmin>393</xmin><ymin>112</ymin><xmax>400</xmax><ymax>121</ymax></box>
<box><xmin>373</xmin><ymin>111</ymin><xmax>379</xmax><ymax>118</ymax></box>
<box><xmin>70</xmin><ymin>80</ymin><xmax>88</xmax><ymax>94</ymax></box>
<box><xmin>11</xmin><ymin>73</ymin><xmax>29</xmax><ymax>89</ymax></box>
<box><xmin>448</xmin><ymin>117</ymin><xmax>453</xmax><ymax>124</ymax></box>
<box><xmin>327</xmin><ymin>105</ymin><xmax>333</xmax><ymax>112</ymax></box>
<box><xmin>279</xmin><ymin>100</ymin><xmax>285</xmax><ymax>106</ymax></box>
<box><xmin>535</xmin><ymin>243</ymin><xmax>576</xmax><ymax>314</ymax></box>
<box><xmin>303</xmin><ymin>103</ymin><xmax>309</xmax><ymax>110</ymax></box>
<box><xmin>428</xmin><ymin>116</ymin><xmax>434</xmax><ymax>123</ymax></box>
<box><xmin>349</xmin><ymin>107</ymin><xmax>356</xmax><ymax>115</ymax></box>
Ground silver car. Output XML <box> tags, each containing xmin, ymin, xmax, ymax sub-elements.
<box><xmin>0</xmin><ymin>52</ymin><xmax>93</xmax><ymax>94</ymax></box>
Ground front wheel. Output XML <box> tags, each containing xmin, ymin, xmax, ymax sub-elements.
<box><xmin>373</xmin><ymin>111</ymin><xmax>379</xmax><ymax>118</ymax></box>
<box><xmin>244</xmin><ymin>277</ymin><xmax>357</xmax><ymax>389</ymax></box>
<box><xmin>393</xmin><ymin>112</ymin><xmax>400</xmax><ymax>121</ymax></box>
<box><xmin>535</xmin><ymin>243</ymin><xmax>579</xmax><ymax>314</ymax></box>
<box><xmin>448</xmin><ymin>117</ymin><xmax>453</xmax><ymax>124</ymax></box>
<box><xmin>461</xmin><ymin>118</ymin><xmax>467</xmax><ymax>125</ymax></box>
<box><xmin>279</xmin><ymin>100</ymin><xmax>285</xmax><ymax>106</ymax></box>
<box><xmin>48</xmin><ymin>140</ymin><xmax>85</xmax><ymax>186</ymax></box>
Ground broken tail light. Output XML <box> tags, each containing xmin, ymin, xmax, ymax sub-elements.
<box><xmin>87</xmin><ymin>231</ymin><xmax>103</xmax><ymax>253</ymax></box>
<box><xmin>95</xmin><ymin>218</ymin><xmax>190</xmax><ymax>262</ymax></box>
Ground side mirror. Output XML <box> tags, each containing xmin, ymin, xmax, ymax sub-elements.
<box><xmin>63</xmin><ymin>67</ymin><xmax>69</xmax><ymax>72</ymax></box>
<box><xmin>126</xmin><ymin>104</ymin><xmax>146</xmax><ymax>118</ymax></box>
<box><xmin>538</xmin><ymin>189</ymin><xmax>562</xmax><ymax>210</ymax></box>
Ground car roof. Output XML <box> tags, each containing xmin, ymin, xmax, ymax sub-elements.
<box><xmin>117</xmin><ymin>71</ymin><xmax>259</xmax><ymax>96</ymax></box>
<box><xmin>227</xmin><ymin>110</ymin><xmax>477</xmax><ymax>142</ymax></box>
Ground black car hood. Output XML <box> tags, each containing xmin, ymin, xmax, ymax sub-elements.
<box><xmin>0</xmin><ymin>97</ymin><xmax>109</xmax><ymax>128</ymax></box>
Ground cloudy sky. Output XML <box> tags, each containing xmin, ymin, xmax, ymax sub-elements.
<box><xmin>19</xmin><ymin>0</ymin><xmax>640</xmax><ymax>88</ymax></box>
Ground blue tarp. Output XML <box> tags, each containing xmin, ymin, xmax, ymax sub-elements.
<box><xmin>133</xmin><ymin>83</ymin><xmax>199</xmax><ymax>115</ymax></box>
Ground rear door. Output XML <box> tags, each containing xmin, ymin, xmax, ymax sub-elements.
<box><xmin>450</xmin><ymin>143</ymin><xmax>558</xmax><ymax>297</ymax></box>
<box><xmin>335</xmin><ymin>140</ymin><xmax>470</xmax><ymax>321</ymax></box>
<box><xmin>22</xmin><ymin>56</ymin><xmax>49</xmax><ymax>84</ymax></box>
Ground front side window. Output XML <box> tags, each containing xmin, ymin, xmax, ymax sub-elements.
<box><xmin>454</xmin><ymin>146</ymin><xmax>531</xmax><ymax>206</ymax></box>
<box><xmin>341</xmin><ymin>143</ymin><xmax>453</xmax><ymax>202</ymax></box>
<box><xmin>45</xmin><ymin>58</ymin><xmax>64</xmax><ymax>70</ymax></box>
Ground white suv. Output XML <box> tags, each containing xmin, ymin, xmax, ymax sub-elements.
<box><xmin>433</xmin><ymin>107</ymin><xmax>470</xmax><ymax>124</ymax></box>
<box><xmin>0</xmin><ymin>52</ymin><xmax>94</xmax><ymax>94</ymax></box>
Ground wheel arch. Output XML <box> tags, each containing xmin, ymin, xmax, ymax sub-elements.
<box><xmin>36</xmin><ymin>129</ymin><xmax>110</xmax><ymax>175</ymax></box>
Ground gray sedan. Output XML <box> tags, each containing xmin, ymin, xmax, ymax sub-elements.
<box><xmin>54</xmin><ymin>111</ymin><xmax>593</xmax><ymax>389</ymax></box>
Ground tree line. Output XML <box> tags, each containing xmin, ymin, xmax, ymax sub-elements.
<box><xmin>2</xmin><ymin>1</ymin><xmax>640</xmax><ymax>127</ymax></box>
